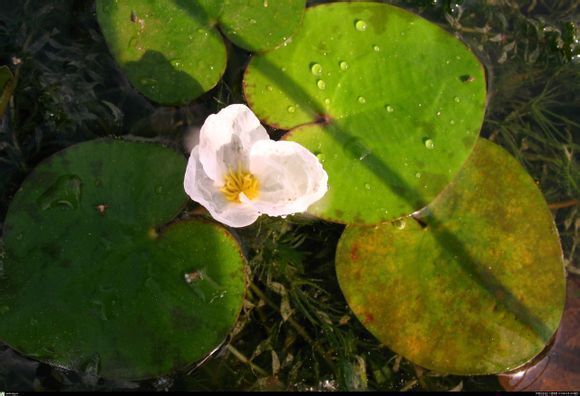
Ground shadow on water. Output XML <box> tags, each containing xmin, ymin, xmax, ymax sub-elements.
<box><xmin>124</xmin><ymin>50</ymin><xmax>203</xmax><ymax>104</ymax></box>
<box><xmin>170</xmin><ymin>0</ymin><xmax>553</xmax><ymax>341</ymax></box>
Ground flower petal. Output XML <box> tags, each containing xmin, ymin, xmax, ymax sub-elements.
<box><xmin>248</xmin><ymin>140</ymin><xmax>328</xmax><ymax>217</ymax></box>
<box><xmin>199</xmin><ymin>104</ymin><xmax>269</xmax><ymax>182</ymax></box>
<box><xmin>184</xmin><ymin>146</ymin><xmax>260</xmax><ymax>227</ymax></box>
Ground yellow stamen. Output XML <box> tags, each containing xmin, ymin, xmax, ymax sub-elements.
<box><xmin>221</xmin><ymin>166</ymin><xmax>259</xmax><ymax>203</ymax></box>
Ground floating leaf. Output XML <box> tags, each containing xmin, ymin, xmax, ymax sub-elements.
<box><xmin>0</xmin><ymin>139</ymin><xmax>246</xmax><ymax>379</ymax></box>
<box><xmin>96</xmin><ymin>0</ymin><xmax>305</xmax><ymax>105</ymax></box>
<box><xmin>336</xmin><ymin>139</ymin><xmax>565</xmax><ymax>374</ymax></box>
<box><xmin>244</xmin><ymin>2</ymin><xmax>486</xmax><ymax>224</ymax></box>
<box><xmin>499</xmin><ymin>276</ymin><xmax>580</xmax><ymax>390</ymax></box>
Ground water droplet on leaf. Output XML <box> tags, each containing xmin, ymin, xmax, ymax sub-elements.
<box><xmin>358</xmin><ymin>96</ymin><xmax>366</xmax><ymax>104</ymax></box>
<box><xmin>354</xmin><ymin>19</ymin><xmax>367</xmax><ymax>32</ymax></box>
<box><xmin>339</xmin><ymin>60</ymin><xmax>349</xmax><ymax>71</ymax></box>
<box><xmin>310</xmin><ymin>63</ymin><xmax>323</xmax><ymax>76</ymax></box>
<box><xmin>287</xmin><ymin>105</ymin><xmax>295</xmax><ymax>113</ymax></box>
<box><xmin>344</xmin><ymin>137</ymin><xmax>371</xmax><ymax>161</ymax></box>
<box><xmin>317</xmin><ymin>79</ymin><xmax>326</xmax><ymax>90</ymax></box>
<box><xmin>424</xmin><ymin>138</ymin><xmax>435</xmax><ymax>150</ymax></box>
<box><xmin>393</xmin><ymin>219</ymin><xmax>406</xmax><ymax>230</ymax></box>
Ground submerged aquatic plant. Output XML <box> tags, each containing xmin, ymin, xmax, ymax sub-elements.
<box><xmin>183</xmin><ymin>104</ymin><xmax>328</xmax><ymax>227</ymax></box>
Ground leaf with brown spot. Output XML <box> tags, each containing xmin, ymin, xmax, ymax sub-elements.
<box><xmin>336</xmin><ymin>139</ymin><xmax>566</xmax><ymax>375</ymax></box>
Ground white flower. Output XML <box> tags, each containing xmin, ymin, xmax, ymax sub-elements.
<box><xmin>183</xmin><ymin>104</ymin><xmax>328</xmax><ymax>228</ymax></box>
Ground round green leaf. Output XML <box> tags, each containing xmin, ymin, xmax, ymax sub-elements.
<box><xmin>243</xmin><ymin>2</ymin><xmax>486</xmax><ymax>224</ymax></box>
<box><xmin>96</xmin><ymin>0</ymin><xmax>305</xmax><ymax>104</ymax></box>
<box><xmin>96</xmin><ymin>0</ymin><xmax>227</xmax><ymax>105</ymax></box>
<box><xmin>335</xmin><ymin>139</ymin><xmax>566</xmax><ymax>375</ymax></box>
<box><xmin>0</xmin><ymin>139</ymin><xmax>246</xmax><ymax>379</ymax></box>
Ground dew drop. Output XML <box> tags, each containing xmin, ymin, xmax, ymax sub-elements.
<box><xmin>324</xmin><ymin>98</ymin><xmax>330</xmax><ymax>105</ymax></box>
<box><xmin>450</xmin><ymin>120</ymin><xmax>456</xmax><ymax>125</ymax></box>
<box><xmin>415</xmin><ymin>172</ymin><xmax>422</xmax><ymax>178</ymax></box>
<box><xmin>393</xmin><ymin>219</ymin><xmax>406</xmax><ymax>230</ymax></box>
<box><xmin>364</xmin><ymin>183</ymin><xmax>371</xmax><ymax>190</ymax></box>
<box><xmin>266</xmin><ymin>85</ymin><xmax>273</xmax><ymax>92</ymax></box>
<box><xmin>310</xmin><ymin>63</ymin><xmax>323</xmax><ymax>76</ymax></box>
<box><xmin>454</xmin><ymin>96</ymin><xmax>461</xmax><ymax>103</ymax></box>
<box><xmin>344</xmin><ymin>137</ymin><xmax>371</xmax><ymax>161</ymax></box>
<box><xmin>357</xmin><ymin>96</ymin><xmax>366</xmax><ymax>104</ymax></box>
<box><xmin>263</xmin><ymin>0</ymin><xmax>269</xmax><ymax>6</ymax></box>
<box><xmin>385</xmin><ymin>105</ymin><xmax>394</xmax><ymax>112</ymax></box>
<box><xmin>170</xmin><ymin>59</ymin><xmax>182</xmax><ymax>68</ymax></box>
<box><xmin>249</xmin><ymin>18</ymin><xmax>257</xmax><ymax>24</ymax></box>
<box><xmin>317</xmin><ymin>79</ymin><xmax>326</xmax><ymax>90</ymax></box>
<box><xmin>287</xmin><ymin>105</ymin><xmax>296</xmax><ymax>113</ymax></box>
<box><xmin>424</xmin><ymin>138</ymin><xmax>435</xmax><ymax>150</ymax></box>
<box><xmin>436</xmin><ymin>111</ymin><xmax>441</xmax><ymax>116</ymax></box>
<box><xmin>373</xmin><ymin>45</ymin><xmax>380</xmax><ymax>52</ymax></box>
<box><xmin>354</xmin><ymin>19</ymin><xmax>367</xmax><ymax>32</ymax></box>
<box><xmin>339</xmin><ymin>60</ymin><xmax>349</xmax><ymax>71</ymax></box>
<box><xmin>316</xmin><ymin>153</ymin><xmax>326</xmax><ymax>163</ymax></box>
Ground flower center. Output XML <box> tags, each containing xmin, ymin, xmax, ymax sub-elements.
<box><xmin>221</xmin><ymin>167</ymin><xmax>259</xmax><ymax>203</ymax></box>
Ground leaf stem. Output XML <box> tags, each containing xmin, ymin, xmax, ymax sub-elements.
<box><xmin>225</xmin><ymin>344</ymin><xmax>269</xmax><ymax>377</ymax></box>
<box><xmin>548</xmin><ymin>199</ymin><xmax>578</xmax><ymax>209</ymax></box>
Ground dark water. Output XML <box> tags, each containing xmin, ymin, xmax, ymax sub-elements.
<box><xmin>0</xmin><ymin>0</ymin><xmax>577</xmax><ymax>391</ymax></box>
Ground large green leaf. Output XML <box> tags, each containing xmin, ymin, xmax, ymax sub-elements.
<box><xmin>244</xmin><ymin>2</ymin><xmax>486</xmax><ymax>224</ymax></box>
<box><xmin>96</xmin><ymin>0</ymin><xmax>304</xmax><ymax>105</ymax></box>
<box><xmin>335</xmin><ymin>139</ymin><xmax>565</xmax><ymax>375</ymax></box>
<box><xmin>0</xmin><ymin>139</ymin><xmax>246</xmax><ymax>379</ymax></box>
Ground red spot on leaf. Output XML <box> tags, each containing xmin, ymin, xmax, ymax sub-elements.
<box><xmin>350</xmin><ymin>245</ymin><xmax>359</xmax><ymax>261</ymax></box>
<box><xmin>363</xmin><ymin>312</ymin><xmax>374</xmax><ymax>323</ymax></box>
